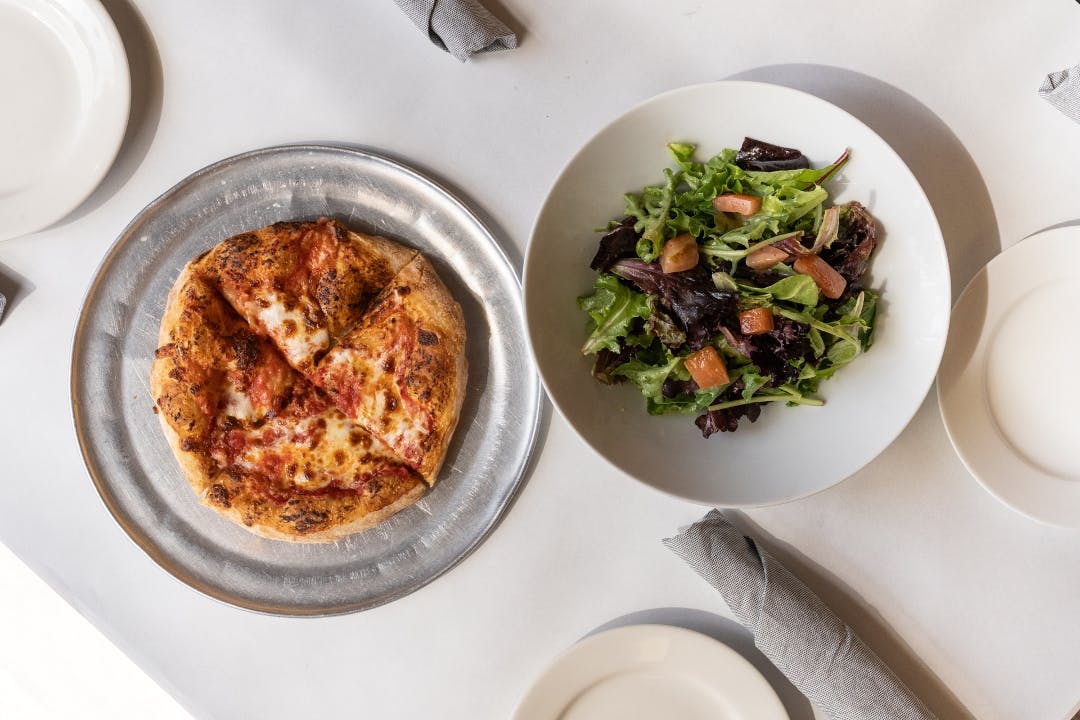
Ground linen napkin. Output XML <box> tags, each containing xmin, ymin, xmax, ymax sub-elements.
<box><xmin>393</xmin><ymin>0</ymin><xmax>517</xmax><ymax>62</ymax></box>
<box><xmin>1039</xmin><ymin>65</ymin><xmax>1080</xmax><ymax>122</ymax></box>
<box><xmin>664</xmin><ymin>510</ymin><xmax>937</xmax><ymax>720</ymax></box>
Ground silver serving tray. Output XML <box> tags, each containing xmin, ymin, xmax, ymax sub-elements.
<box><xmin>72</xmin><ymin>145</ymin><xmax>541</xmax><ymax>615</ymax></box>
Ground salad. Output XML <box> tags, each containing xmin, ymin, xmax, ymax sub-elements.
<box><xmin>578</xmin><ymin>137</ymin><xmax>880</xmax><ymax>437</ymax></box>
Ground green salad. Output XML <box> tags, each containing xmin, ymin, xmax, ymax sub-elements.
<box><xmin>579</xmin><ymin>137</ymin><xmax>880</xmax><ymax>437</ymax></box>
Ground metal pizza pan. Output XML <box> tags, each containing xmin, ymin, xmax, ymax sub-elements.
<box><xmin>72</xmin><ymin>144</ymin><xmax>541</xmax><ymax>615</ymax></box>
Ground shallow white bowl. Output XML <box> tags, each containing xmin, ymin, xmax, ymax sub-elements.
<box><xmin>524</xmin><ymin>81</ymin><xmax>949</xmax><ymax>507</ymax></box>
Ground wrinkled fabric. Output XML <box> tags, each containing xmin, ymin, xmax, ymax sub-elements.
<box><xmin>1039</xmin><ymin>65</ymin><xmax>1080</xmax><ymax>123</ymax></box>
<box><xmin>664</xmin><ymin>510</ymin><xmax>937</xmax><ymax>720</ymax></box>
<box><xmin>393</xmin><ymin>0</ymin><xmax>517</xmax><ymax>62</ymax></box>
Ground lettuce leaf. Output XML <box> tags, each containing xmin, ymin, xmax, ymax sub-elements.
<box><xmin>578</xmin><ymin>274</ymin><xmax>650</xmax><ymax>355</ymax></box>
<box><xmin>736</xmin><ymin>274</ymin><xmax>820</xmax><ymax>307</ymax></box>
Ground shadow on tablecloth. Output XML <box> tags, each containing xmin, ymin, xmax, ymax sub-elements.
<box><xmin>54</xmin><ymin>0</ymin><xmax>163</xmax><ymax>229</ymax></box>
<box><xmin>728</xmin><ymin>64</ymin><xmax>1000</xmax><ymax>305</ymax></box>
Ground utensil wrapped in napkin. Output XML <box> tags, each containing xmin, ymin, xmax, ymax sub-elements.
<box><xmin>664</xmin><ymin>510</ymin><xmax>937</xmax><ymax>720</ymax></box>
<box><xmin>393</xmin><ymin>0</ymin><xmax>517</xmax><ymax>62</ymax></box>
<box><xmin>1040</xmin><ymin>65</ymin><xmax>1080</xmax><ymax>123</ymax></box>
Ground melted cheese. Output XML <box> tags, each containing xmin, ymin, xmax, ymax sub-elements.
<box><xmin>231</xmin><ymin>407</ymin><xmax>402</xmax><ymax>492</ymax></box>
<box><xmin>251</xmin><ymin>292</ymin><xmax>329</xmax><ymax>368</ymax></box>
<box><xmin>223</xmin><ymin>383</ymin><xmax>257</xmax><ymax>421</ymax></box>
<box><xmin>330</xmin><ymin>349</ymin><xmax>426</xmax><ymax>461</ymax></box>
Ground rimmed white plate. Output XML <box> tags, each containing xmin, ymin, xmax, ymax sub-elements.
<box><xmin>0</xmin><ymin>0</ymin><xmax>130</xmax><ymax>241</ymax></box>
<box><xmin>513</xmin><ymin>625</ymin><xmax>789</xmax><ymax>720</ymax></box>
<box><xmin>938</xmin><ymin>226</ymin><xmax>1080</xmax><ymax>527</ymax></box>
<box><xmin>525</xmin><ymin>81</ymin><xmax>950</xmax><ymax>507</ymax></box>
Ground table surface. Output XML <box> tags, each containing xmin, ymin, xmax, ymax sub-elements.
<box><xmin>2</xmin><ymin>1</ymin><xmax>1080</xmax><ymax>718</ymax></box>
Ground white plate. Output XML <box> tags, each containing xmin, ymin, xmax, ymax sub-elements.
<box><xmin>513</xmin><ymin>625</ymin><xmax>789</xmax><ymax>720</ymax></box>
<box><xmin>0</xmin><ymin>0</ymin><xmax>129</xmax><ymax>241</ymax></box>
<box><xmin>524</xmin><ymin>81</ymin><xmax>950</xmax><ymax>507</ymax></box>
<box><xmin>938</xmin><ymin>227</ymin><xmax>1080</xmax><ymax>527</ymax></box>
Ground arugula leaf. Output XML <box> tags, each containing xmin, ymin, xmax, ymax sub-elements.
<box><xmin>835</xmin><ymin>290</ymin><xmax>878</xmax><ymax>350</ymax></box>
<box><xmin>711</xmin><ymin>271</ymin><xmax>738</xmax><ymax>292</ymax></box>
<box><xmin>738</xmin><ymin>369</ymin><xmax>770</xmax><ymax>399</ymax></box>
<box><xmin>760</xmin><ymin>185</ymin><xmax>829</xmax><ymax>223</ymax></box>
<box><xmin>807</xmin><ymin>326</ymin><xmax>825</xmax><ymax>357</ymax></box>
<box><xmin>764</xmin><ymin>275</ymin><xmax>820</xmax><ymax>305</ymax></box>
<box><xmin>707</xmin><ymin>384</ymin><xmax>823</xmax><ymax>411</ymax></box>
<box><xmin>578</xmin><ymin>274</ymin><xmax>650</xmax><ymax>355</ymax></box>
<box><xmin>736</xmin><ymin>275</ymin><xmax>819</xmax><ymax>307</ymax></box>
<box><xmin>616</xmin><ymin>345</ymin><xmax>723</xmax><ymax>416</ymax></box>
<box><xmin>626</xmin><ymin>168</ymin><xmax>680</xmax><ymax>262</ymax></box>
<box><xmin>614</xmin><ymin>349</ymin><xmax>684</xmax><ymax>398</ymax></box>
<box><xmin>646</xmin><ymin>388</ymin><xmax>721</xmax><ymax>416</ymax></box>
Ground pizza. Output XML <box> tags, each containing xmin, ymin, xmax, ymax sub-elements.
<box><xmin>150</xmin><ymin>219</ymin><xmax>466</xmax><ymax>542</ymax></box>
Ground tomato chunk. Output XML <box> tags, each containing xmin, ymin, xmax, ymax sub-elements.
<box><xmin>659</xmin><ymin>233</ymin><xmax>699</xmax><ymax>274</ymax></box>
<box><xmin>793</xmin><ymin>254</ymin><xmax>847</xmax><ymax>299</ymax></box>
<box><xmin>684</xmin><ymin>346</ymin><xmax>730</xmax><ymax>389</ymax></box>
<box><xmin>712</xmin><ymin>193</ymin><xmax>762</xmax><ymax>216</ymax></box>
<box><xmin>739</xmin><ymin>307</ymin><xmax>775</xmax><ymax>336</ymax></box>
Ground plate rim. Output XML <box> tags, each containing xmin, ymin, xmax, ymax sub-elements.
<box><xmin>0</xmin><ymin>0</ymin><xmax>131</xmax><ymax>241</ymax></box>
<box><xmin>937</xmin><ymin>225</ymin><xmax>1080</xmax><ymax>527</ymax></box>
<box><xmin>511</xmin><ymin>623</ymin><xmax>790</xmax><ymax>720</ymax></box>
<box><xmin>70</xmin><ymin>143</ymin><xmax>543</xmax><ymax>615</ymax></box>
<box><xmin>523</xmin><ymin>79</ymin><xmax>950</xmax><ymax>508</ymax></box>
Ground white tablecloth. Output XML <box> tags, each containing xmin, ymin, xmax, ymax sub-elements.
<box><xmin>2</xmin><ymin>1</ymin><xmax>1079</xmax><ymax>718</ymax></box>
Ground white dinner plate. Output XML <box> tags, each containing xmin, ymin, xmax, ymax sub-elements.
<box><xmin>525</xmin><ymin>81</ymin><xmax>950</xmax><ymax>507</ymax></box>
<box><xmin>0</xmin><ymin>0</ymin><xmax>129</xmax><ymax>241</ymax></box>
<box><xmin>938</xmin><ymin>226</ymin><xmax>1080</xmax><ymax>527</ymax></box>
<box><xmin>513</xmin><ymin>625</ymin><xmax>789</xmax><ymax>720</ymax></box>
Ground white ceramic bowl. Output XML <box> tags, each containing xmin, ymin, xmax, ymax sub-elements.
<box><xmin>524</xmin><ymin>81</ymin><xmax>949</xmax><ymax>507</ymax></box>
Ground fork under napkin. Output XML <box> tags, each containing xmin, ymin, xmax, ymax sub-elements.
<box><xmin>665</xmin><ymin>510</ymin><xmax>938</xmax><ymax>720</ymax></box>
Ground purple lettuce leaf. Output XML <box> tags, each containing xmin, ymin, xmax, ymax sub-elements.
<box><xmin>611</xmin><ymin>260</ymin><xmax>738</xmax><ymax>350</ymax></box>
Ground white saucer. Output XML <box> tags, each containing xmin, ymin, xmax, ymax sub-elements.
<box><xmin>512</xmin><ymin>625</ymin><xmax>789</xmax><ymax>720</ymax></box>
<box><xmin>938</xmin><ymin>226</ymin><xmax>1080</xmax><ymax>527</ymax></box>
<box><xmin>0</xmin><ymin>0</ymin><xmax>130</xmax><ymax>241</ymax></box>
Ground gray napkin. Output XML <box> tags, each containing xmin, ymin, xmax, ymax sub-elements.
<box><xmin>664</xmin><ymin>510</ymin><xmax>937</xmax><ymax>720</ymax></box>
<box><xmin>0</xmin><ymin>292</ymin><xmax>6</xmax><ymax>323</ymax></box>
<box><xmin>394</xmin><ymin>0</ymin><xmax>517</xmax><ymax>62</ymax></box>
<box><xmin>1039</xmin><ymin>65</ymin><xmax>1080</xmax><ymax>122</ymax></box>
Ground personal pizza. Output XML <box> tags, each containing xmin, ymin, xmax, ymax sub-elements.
<box><xmin>150</xmin><ymin>219</ymin><xmax>467</xmax><ymax>542</ymax></box>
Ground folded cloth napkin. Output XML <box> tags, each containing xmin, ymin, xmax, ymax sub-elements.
<box><xmin>394</xmin><ymin>0</ymin><xmax>517</xmax><ymax>62</ymax></box>
<box><xmin>1039</xmin><ymin>65</ymin><xmax>1080</xmax><ymax>123</ymax></box>
<box><xmin>664</xmin><ymin>510</ymin><xmax>938</xmax><ymax>720</ymax></box>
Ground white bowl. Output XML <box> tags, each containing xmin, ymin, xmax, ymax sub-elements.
<box><xmin>524</xmin><ymin>81</ymin><xmax>949</xmax><ymax>507</ymax></box>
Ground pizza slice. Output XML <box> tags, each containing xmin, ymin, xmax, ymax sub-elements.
<box><xmin>315</xmin><ymin>253</ymin><xmax>467</xmax><ymax>484</ymax></box>
<box><xmin>151</xmin><ymin>265</ymin><xmax>426</xmax><ymax>542</ymax></box>
<box><xmin>197</xmin><ymin>218</ymin><xmax>416</xmax><ymax>375</ymax></box>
